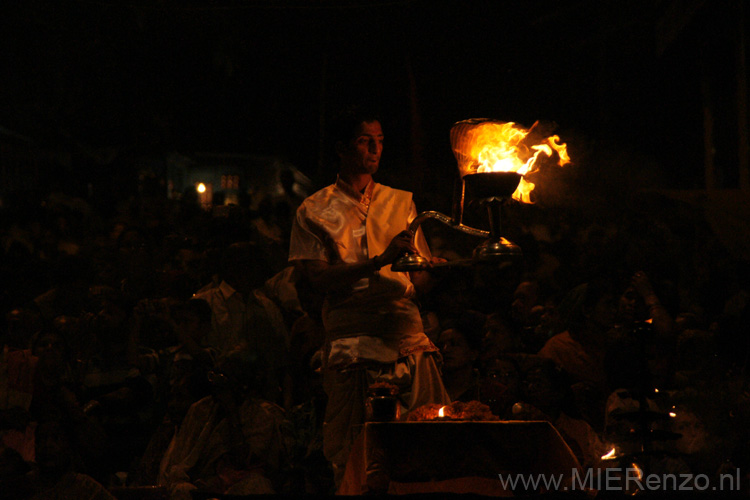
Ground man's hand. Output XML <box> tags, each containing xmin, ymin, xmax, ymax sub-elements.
<box><xmin>301</xmin><ymin>230</ymin><xmax>420</xmax><ymax>292</ymax></box>
<box><xmin>376</xmin><ymin>230</ymin><xmax>419</xmax><ymax>267</ymax></box>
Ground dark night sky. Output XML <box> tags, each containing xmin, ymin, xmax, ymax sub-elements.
<box><xmin>1</xmin><ymin>0</ymin><xmax>744</xmax><ymax>190</ymax></box>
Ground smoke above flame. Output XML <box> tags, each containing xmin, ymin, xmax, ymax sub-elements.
<box><xmin>453</xmin><ymin>120</ymin><xmax>571</xmax><ymax>203</ymax></box>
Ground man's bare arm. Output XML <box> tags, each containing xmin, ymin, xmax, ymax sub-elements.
<box><xmin>300</xmin><ymin>258</ymin><xmax>381</xmax><ymax>292</ymax></box>
<box><xmin>300</xmin><ymin>230</ymin><xmax>418</xmax><ymax>293</ymax></box>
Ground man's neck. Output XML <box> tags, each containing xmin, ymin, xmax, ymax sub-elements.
<box><xmin>338</xmin><ymin>172</ymin><xmax>372</xmax><ymax>193</ymax></box>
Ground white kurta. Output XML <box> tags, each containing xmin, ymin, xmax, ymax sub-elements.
<box><xmin>289</xmin><ymin>177</ymin><xmax>437</xmax><ymax>368</ymax></box>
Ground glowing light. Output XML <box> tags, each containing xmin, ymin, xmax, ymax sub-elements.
<box><xmin>197</xmin><ymin>183</ymin><xmax>207</xmax><ymax>194</ymax></box>
<box><xmin>654</xmin><ymin>388</ymin><xmax>659</xmax><ymax>393</ymax></box>
<box><xmin>601</xmin><ymin>448</ymin><xmax>617</xmax><ymax>460</ymax></box>
<box><xmin>669</xmin><ymin>412</ymin><xmax>677</xmax><ymax>418</ymax></box>
<box><xmin>438</xmin><ymin>406</ymin><xmax>445</xmax><ymax>418</ymax></box>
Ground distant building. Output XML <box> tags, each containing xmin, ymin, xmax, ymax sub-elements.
<box><xmin>166</xmin><ymin>152</ymin><xmax>311</xmax><ymax>211</ymax></box>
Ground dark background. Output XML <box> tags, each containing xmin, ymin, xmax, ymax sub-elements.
<box><xmin>1</xmin><ymin>0</ymin><xmax>746</xmax><ymax>195</ymax></box>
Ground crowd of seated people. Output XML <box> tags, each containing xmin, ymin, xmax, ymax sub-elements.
<box><xmin>426</xmin><ymin>204</ymin><xmax>750</xmax><ymax>489</ymax></box>
<box><xmin>0</xmin><ymin>177</ymin><xmax>749</xmax><ymax>497</ymax></box>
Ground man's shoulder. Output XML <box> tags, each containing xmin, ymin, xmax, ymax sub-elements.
<box><xmin>300</xmin><ymin>181</ymin><xmax>412</xmax><ymax>200</ymax></box>
<box><xmin>295</xmin><ymin>184</ymin><xmax>336</xmax><ymax>215</ymax></box>
<box><xmin>193</xmin><ymin>282</ymin><xmax>224</xmax><ymax>302</ymax></box>
<box><xmin>301</xmin><ymin>183</ymin><xmax>336</xmax><ymax>203</ymax></box>
<box><xmin>545</xmin><ymin>330</ymin><xmax>574</xmax><ymax>344</ymax></box>
<box><xmin>539</xmin><ymin>331</ymin><xmax>579</xmax><ymax>354</ymax></box>
<box><xmin>373</xmin><ymin>182</ymin><xmax>411</xmax><ymax>197</ymax></box>
<box><xmin>371</xmin><ymin>183</ymin><xmax>414</xmax><ymax>210</ymax></box>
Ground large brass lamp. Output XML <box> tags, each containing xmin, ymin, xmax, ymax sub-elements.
<box><xmin>392</xmin><ymin>118</ymin><xmax>536</xmax><ymax>272</ymax></box>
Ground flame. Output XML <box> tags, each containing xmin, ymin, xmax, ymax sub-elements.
<box><xmin>438</xmin><ymin>406</ymin><xmax>445</xmax><ymax>418</ymax></box>
<box><xmin>456</xmin><ymin>120</ymin><xmax>570</xmax><ymax>203</ymax></box>
<box><xmin>601</xmin><ymin>447</ymin><xmax>617</xmax><ymax>460</ymax></box>
<box><xmin>196</xmin><ymin>182</ymin><xmax>207</xmax><ymax>194</ymax></box>
<box><xmin>630</xmin><ymin>463</ymin><xmax>644</xmax><ymax>481</ymax></box>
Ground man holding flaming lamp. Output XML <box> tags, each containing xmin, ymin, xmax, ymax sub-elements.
<box><xmin>288</xmin><ymin>106</ymin><xmax>450</xmax><ymax>485</ymax></box>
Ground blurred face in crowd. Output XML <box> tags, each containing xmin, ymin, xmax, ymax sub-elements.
<box><xmin>522</xmin><ymin>365</ymin><xmax>562</xmax><ymax>410</ymax></box>
<box><xmin>338</xmin><ymin>121</ymin><xmax>384</xmax><ymax>177</ymax></box>
<box><xmin>222</xmin><ymin>243</ymin><xmax>266</xmax><ymax>295</ymax></box>
<box><xmin>439</xmin><ymin>328</ymin><xmax>477</xmax><ymax>371</ymax></box>
<box><xmin>672</xmin><ymin>410</ymin><xmax>708</xmax><ymax>455</ymax></box>
<box><xmin>617</xmin><ymin>286</ymin><xmax>648</xmax><ymax>324</ymax></box>
<box><xmin>172</xmin><ymin>308</ymin><xmax>205</xmax><ymax>343</ymax></box>
<box><xmin>511</xmin><ymin>281</ymin><xmax>539</xmax><ymax>325</ymax></box>
<box><xmin>94</xmin><ymin>298</ymin><xmax>127</xmax><ymax>332</ymax></box>
<box><xmin>177</xmin><ymin>248</ymin><xmax>207</xmax><ymax>281</ymax></box>
<box><xmin>91</xmin><ymin>297</ymin><xmax>130</xmax><ymax>355</ymax></box>
<box><xmin>482</xmin><ymin>315</ymin><xmax>516</xmax><ymax>361</ymax></box>
<box><xmin>34</xmin><ymin>332</ymin><xmax>68</xmax><ymax>382</ymax></box>
<box><xmin>35</xmin><ymin>421</ymin><xmax>71</xmax><ymax>474</ymax></box>
<box><xmin>536</xmin><ymin>298</ymin><xmax>561</xmax><ymax>337</ymax></box>
<box><xmin>208</xmin><ymin>368</ymin><xmax>243</xmax><ymax>413</ymax></box>
<box><xmin>618</xmin><ymin>287</ymin><xmax>638</xmax><ymax>323</ymax></box>
<box><xmin>487</xmin><ymin>357</ymin><xmax>521</xmax><ymax>394</ymax></box>
<box><xmin>5</xmin><ymin>309</ymin><xmax>37</xmax><ymax>349</ymax></box>
<box><xmin>588</xmin><ymin>292</ymin><xmax>619</xmax><ymax>332</ymax></box>
<box><xmin>117</xmin><ymin>228</ymin><xmax>145</xmax><ymax>253</ymax></box>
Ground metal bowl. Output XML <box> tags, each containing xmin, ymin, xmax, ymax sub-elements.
<box><xmin>463</xmin><ymin>172</ymin><xmax>522</xmax><ymax>201</ymax></box>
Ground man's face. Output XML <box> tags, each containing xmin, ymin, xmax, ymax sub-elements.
<box><xmin>338</xmin><ymin>120</ymin><xmax>384</xmax><ymax>176</ymax></box>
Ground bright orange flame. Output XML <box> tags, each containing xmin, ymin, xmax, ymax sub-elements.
<box><xmin>461</xmin><ymin>121</ymin><xmax>570</xmax><ymax>203</ymax></box>
<box><xmin>438</xmin><ymin>406</ymin><xmax>445</xmax><ymax>418</ymax></box>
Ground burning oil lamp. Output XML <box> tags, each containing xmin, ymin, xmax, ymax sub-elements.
<box><xmin>392</xmin><ymin>118</ymin><xmax>570</xmax><ymax>272</ymax></box>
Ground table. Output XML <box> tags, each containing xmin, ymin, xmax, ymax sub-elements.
<box><xmin>338</xmin><ymin>420</ymin><xmax>582</xmax><ymax>495</ymax></box>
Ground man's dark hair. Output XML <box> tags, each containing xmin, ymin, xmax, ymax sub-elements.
<box><xmin>329</xmin><ymin>105</ymin><xmax>382</xmax><ymax>146</ymax></box>
<box><xmin>441</xmin><ymin>309</ymin><xmax>487</xmax><ymax>352</ymax></box>
<box><xmin>172</xmin><ymin>298</ymin><xmax>213</xmax><ymax>325</ymax></box>
<box><xmin>219</xmin><ymin>241</ymin><xmax>266</xmax><ymax>280</ymax></box>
